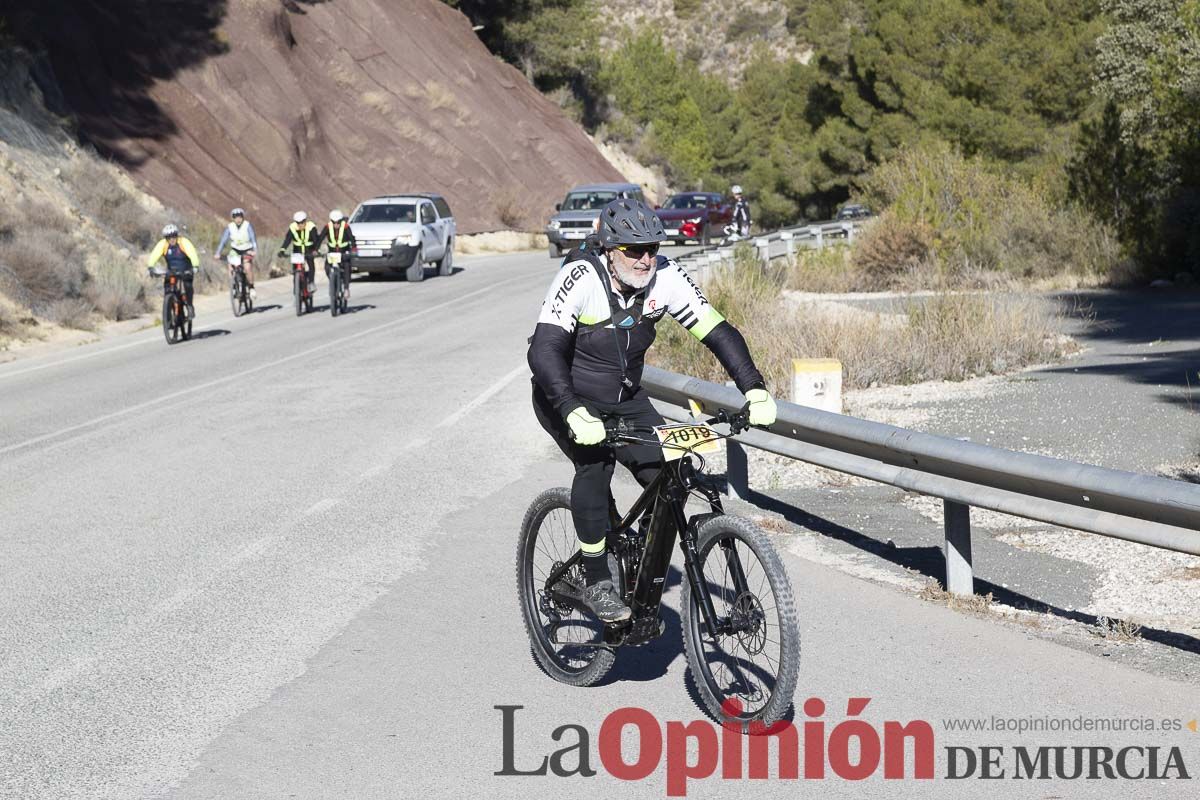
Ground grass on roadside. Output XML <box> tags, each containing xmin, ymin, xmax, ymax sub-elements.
<box><xmin>650</xmin><ymin>248</ymin><xmax>1076</xmax><ymax>392</ymax></box>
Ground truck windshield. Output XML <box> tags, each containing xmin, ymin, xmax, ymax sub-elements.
<box><xmin>664</xmin><ymin>195</ymin><xmax>710</xmax><ymax>209</ymax></box>
<box><xmin>561</xmin><ymin>192</ymin><xmax>618</xmax><ymax>211</ymax></box>
<box><xmin>352</xmin><ymin>204</ymin><xmax>416</xmax><ymax>223</ymax></box>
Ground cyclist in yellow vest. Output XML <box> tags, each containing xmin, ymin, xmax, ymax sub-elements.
<box><xmin>214</xmin><ymin>207</ymin><xmax>258</xmax><ymax>299</ymax></box>
<box><xmin>277</xmin><ymin>211</ymin><xmax>319</xmax><ymax>295</ymax></box>
<box><xmin>318</xmin><ymin>209</ymin><xmax>356</xmax><ymax>300</ymax></box>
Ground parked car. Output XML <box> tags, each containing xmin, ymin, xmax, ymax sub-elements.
<box><xmin>655</xmin><ymin>192</ymin><xmax>732</xmax><ymax>245</ymax></box>
<box><xmin>349</xmin><ymin>193</ymin><xmax>455</xmax><ymax>282</ymax></box>
<box><xmin>545</xmin><ymin>182</ymin><xmax>645</xmax><ymax>258</ymax></box>
<box><xmin>835</xmin><ymin>203</ymin><xmax>873</xmax><ymax>221</ymax></box>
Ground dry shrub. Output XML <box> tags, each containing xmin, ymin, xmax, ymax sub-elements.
<box><xmin>0</xmin><ymin>229</ymin><xmax>88</xmax><ymax>308</ymax></box>
<box><xmin>17</xmin><ymin>197</ymin><xmax>73</xmax><ymax>233</ymax></box>
<box><xmin>493</xmin><ymin>189</ymin><xmax>530</xmax><ymax>230</ymax></box>
<box><xmin>650</xmin><ymin>251</ymin><xmax>1075</xmax><ymax>391</ymax></box>
<box><xmin>62</xmin><ymin>157</ymin><xmax>166</xmax><ymax>249</ymax></box>
<box><xmin>88</xmin><ymin>257</ymin><xmax>149</xmax><ymax>320</ymax></box>
<box><xmin>42</xmin><ymin>297</ymin><xmax>95</xmax><ymax>330</ymax></box>
<box><xmin>859</xmin><ymin>142</ymin><xmax>1121</xmax><ymax>284</ymax></box>
<box><xmin>785</xmin><ymin>245</ymin><xmax>860</xmax><ymax>293</ymax></box>
<box><xmin>424</xmin><ymin>81</ymin><xmax>457</xmax><ymax>112</ymax></box>
<box><xmin>851</xmin><ymin>211</ymin><xmax>935</xmax><ymax>289</ymax></box>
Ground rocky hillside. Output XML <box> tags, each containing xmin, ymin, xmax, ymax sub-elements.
<box><xmin>599</xmin><ymin>0</ymin><xmax>809</xmax><ymax>84</ymax></box>
<box><xmin>14</xmin><ymin>0</ymin><xmax>624</xmax><ymax>234</ymax></box>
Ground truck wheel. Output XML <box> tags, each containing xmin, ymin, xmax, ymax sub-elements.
<box><xmin>701</xmin><ymin>224</ymin><xmax>711</xmax><ymax>246</ymax></box>
<box><xmin>549</xmin><ymin>243</ymin><xmax>562</xmax><ymax>259</ymax></box>
<box><xmin>406</xmin><ymin>248</ymin><xmax>425</xmax><ymax>282</ymax></box>
<box><xmin>437</xmin><ymin>239</ymin><xmax>453</xmax><ymax>277</ymax></box>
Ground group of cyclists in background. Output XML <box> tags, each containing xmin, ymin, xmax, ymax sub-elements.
<box><xmin>146</xmin><ymin>207</ymin><xmax>356</xmax><ymax>328</ymax></box>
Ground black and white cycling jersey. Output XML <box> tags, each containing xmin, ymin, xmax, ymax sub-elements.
<box><xmin>527</xmin><ymin>251</ymin><xmax>764</xmax><ymax>417</ymax></box>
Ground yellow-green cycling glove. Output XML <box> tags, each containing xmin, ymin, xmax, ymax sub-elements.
<box><xmin>745</xmin><ymin>388</ymin><xmax>777</xmax><ymax>427</ymax></box>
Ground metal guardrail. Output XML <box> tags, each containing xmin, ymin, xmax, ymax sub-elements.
<box><xmin>641</xmin><ymin>366</ymin><xmax>1200</xmax><ymax>594</ymax></box>
<box><xmin>674</xmin><ymin>218</ymin><xmax>868</xmax><ymax>272</ymax></box>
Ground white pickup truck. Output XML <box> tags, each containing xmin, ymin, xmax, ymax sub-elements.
<box><xmin>349</xmin><ymin>193</ymin><xmax>456</xmax><ymax>282</ymax></box>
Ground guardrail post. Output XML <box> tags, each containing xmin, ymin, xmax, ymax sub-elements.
<box><xmin>781</xmin><ymin>231</ymin><xmax>794</xmax><ymax>259</ymax></box>
<box><xmin>724</xmin><ymin>381</ymin><xmax>749</xmax><ymax>500</ymax></box>
<box><xmin>841</xmin><ymin>222</ymin><xmax>854</xmax><ymax>242</ymax></box>
<box><xmin>943</xmin><ymin>500</ymin><xmax>974</xmax><ymax>595</ymax></box>
<box><xmin>811</xmin><ymin>225</ymin><xmax>823</xmax><ymax>249</ymax></box>
<box><xmin>754</xmin><ymin>238</ymin><xmax>769</xmax><ymax>267</ymax></box>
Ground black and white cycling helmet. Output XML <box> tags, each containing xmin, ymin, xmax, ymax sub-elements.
<box><xmin>230</xmin><ymin>207</ymin><xmax>245</xmax><ymax>218</ymax></box>
<box><xmin>596</xmin><ymin>198</ymin><xmax>666</xmax><ymax>249</ymax></box>
<box><xmin>162</xmin><ymin>223</ymin><xmax>180</xmax><ymax>237</ymax></box>
<box><xmin>731</xmin><ymin>184</ymin><xmax>743</xmax><ymax>195</ymax></box>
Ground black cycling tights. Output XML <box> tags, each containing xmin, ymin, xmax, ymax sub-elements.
<box><xmin>533</xmin><ymin>385</ymin><xmax>664</xmax><ymax>582</ymax></box>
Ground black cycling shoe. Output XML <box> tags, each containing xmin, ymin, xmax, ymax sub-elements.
<box><xmin>583</xmin><ymin>580</ymin><xmax>631</xmax><ymax>623</ymax></box>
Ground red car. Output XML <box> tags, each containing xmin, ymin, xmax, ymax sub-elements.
<box><xmin>654</xmin><ymin>192</ymin><xmax>733</xmax><ymax>246</ymax></box>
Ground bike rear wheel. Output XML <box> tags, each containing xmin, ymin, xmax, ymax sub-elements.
<box><xmin>681</xmin><ymin>514</ymin><xmax>799</xmax><ymax>727</ymax></box>
<box><xmin>517</xmin><ymin>487</ymin><xmax>616</xmax><ymax>686</ymax></box>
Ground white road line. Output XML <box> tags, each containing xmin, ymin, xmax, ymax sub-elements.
<box><xmin>436</xmin><ymin>363</ymin><xmax>529</xmax><ymax>430</ymax></box>
<box><xmin>0</xmin><ymin>274</ymin><xmax>531</xmax><ymax>457</ymax></box>
<box><xmin>0</xmin><ymin>335</ymin><xmax>159</xmax><ymax>380</ymax></box>
<box><xmin>304</xmin><ymin>498</ymin><xmax>340</xmax><ymax>515</ymax></box>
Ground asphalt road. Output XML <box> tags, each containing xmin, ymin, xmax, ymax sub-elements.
<box><xmin>2</xmin><ymin>251</ymin><xmax>1197</xmax><ymax>799</ymax></box>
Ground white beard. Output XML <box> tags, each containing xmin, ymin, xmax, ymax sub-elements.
<box><xmin>609</xmin><ymin>255</ymin><xmax>655</xmax><ymax>289</ymax></box>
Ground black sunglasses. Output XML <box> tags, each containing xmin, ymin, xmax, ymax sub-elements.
<box><xmin>616</xmin><ymin>243</ymin><xmax>660</xmax><ymax>259</ymax></box>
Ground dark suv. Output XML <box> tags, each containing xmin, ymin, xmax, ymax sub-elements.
<box><xmin>545</xmin><ymin>182</ymin><xmax>645</xmax><ymax>258</ymax></box>
<box><xmin>835</xmin><ymin>203</ymin><xmax>873</xmax><ymax>221</ymax></box>
<box><xmin>655</xmin><ymin>192</ymin><xmax>733</xmax><ymax>245</ymax></box>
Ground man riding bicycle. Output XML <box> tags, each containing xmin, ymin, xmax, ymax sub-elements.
<box><xmin>527</xmin><ymin>197</ymin><xmax>777</xmax><ymax>623</ymax></box>
<box><xmin>214</xmin><ymin>207</ymin><xmax>258</xmax><ymax>298</ymax></box>
<box><xmin>277</xmin><ymin>211</ymin><xmax>319</xmax><ymax>294</ymax></box>
<box><xmin>147</xmin><ymin>223</ymin><xmax>200</xmax><ymax>319</ymax></box>
<box><xmin>318</xmin><ymin>209</ymin><xmax>355</xmax><ymax>299</ymax></box>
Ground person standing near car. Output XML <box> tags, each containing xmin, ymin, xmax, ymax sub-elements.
<box><xmin>731</xmin><ymin>184</ymin><xmax>751</xmax><ymax>238</ymax></box>
<box><xmin>214</xmin><ymin>207</ymin><xmax>258</xmax><ymax>299</ymax></box>
<box><xmin>318</xmin><ymin>209</ymin><xmax>355</xmax><ymax>300</ymax></box>
<box><xmin>277</xmin><ymin>211</ymin><xmax>320</xmax><ymax>294</ymax></box>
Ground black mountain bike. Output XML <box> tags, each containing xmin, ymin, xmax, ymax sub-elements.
<box><xmin>149</xmin><ymin>267</ymin><xmax>192</xmax><ymax>345</ymax></box>
<box><xmin>517</xmin><ymin>410</ymin><xmax>800</xmax><ymax>727</ymax></box>
<box><xmin>229</xmin><ymin>254</ymin><xmax>253</xmax><ymax>317</ymax></box>
<box><xmin>326</xmin><ymin>251</ymin><xmax>349</xmax><ymax>317</ymax></box>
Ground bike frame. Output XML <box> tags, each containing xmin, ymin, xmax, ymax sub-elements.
<box><xmin>544</xmin><ymin>436</ymin><xmax>751</xmax><ymax>648</ymax></box>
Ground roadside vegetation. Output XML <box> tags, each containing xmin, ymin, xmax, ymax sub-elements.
<box><xmin>0</xmin><ymin>144</ymin><xmax>223</xmax><ymax>341</ymax></box>
<box><xmin>650</xmin><ymin>247</ymin><xmax>1076</xmax><ymax>392</ymax></box>
<box><xmin>451</xmin><ymin>0</ymin><xmax>1200</xmax><ymax>284</ymax></box>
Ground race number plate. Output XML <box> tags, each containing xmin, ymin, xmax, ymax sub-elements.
<box><xmin>290</xmin><ymin>252</ymin><xmax>305</xmax><ymax>265</ymax></box>
<box><xmin>227</xmin><ymin>253</ymin><xmax>242</xmax><ymax>266</ymax></box>
<box><xmin>654</xmin><ymin>424</ymin><xmax>720</xmax><ymax>462</ymax></box>
<box><xmin>327</xmin><ymin>252</ymin><xmax>342</xmax><ymax>265</ymax></box>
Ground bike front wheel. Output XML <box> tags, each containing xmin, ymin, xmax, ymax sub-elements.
<box><xmin>162</xmin><ymin>293</ymin><xmax>178</xmax><ymax>345</ymax></box>
<box><xmin>230</xmin><ymin>273</ymin><xmax>243</xmax><ymax>317</ymax></box>
<box><xmin>329</xmin><ymin>269</ymin><xmax>340</xmax><ymax>317</ymax></box>
<box><xmin>681</xmin><ymin>514</ymin><xmax>799</xmax><ymax>727</ymax></box>
<box><xmin>294</xmin><ymin>271</ymin><xmax>303</xmax><ymax>317</ymax></box>
<box><xmin>517</xmin><ymin>487</ymin><xmax>616</xmax><ymax>686</ymax></box>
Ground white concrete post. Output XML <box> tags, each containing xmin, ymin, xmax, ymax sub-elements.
<box><xmin>944</xmin><ymin>500</ymin><xmax>974</xmax><ymax>595</ymax></box>
<box><xmin>791</xmin><ymin>359</ymin><xmax>843</xmax><ymax>413</ymax></box>
<box><xmin>781</xmin><ymin>230</ymin><xmax>794</xmax><ymax>259</ymax></box>
<box><xmin>811</xmin><ymin>225</ymin><xmax>823</xmax><ymax>249</ymax></box>
<box><xmin>754</xmin><ymin>238</ymin><xmax>769</xmax><ymax>267</ymax></box>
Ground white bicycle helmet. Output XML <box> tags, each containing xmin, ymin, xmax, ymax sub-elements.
<box><xmin>329</xmin><ymin>209</ymin><xmax>344</xmax><ymax>222</ymax></box>
<box><xmin>293</xmin><ymin>211</ymin><xmax>308</xmax><ymax>224</ymax></box>
<box><xmin>230</xmin><ymin>207</ymin><xmax>245</xmax><ymax>218</ymax></box>
<box><xmin>731</xmin><ymin>184</ymin><xmax>743</xmax><ymax>195</ymax></box>
<box><xmin>162</xmin><ymin>223</ymin><xmax>180</xmax><ymax>237</ymax></box>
